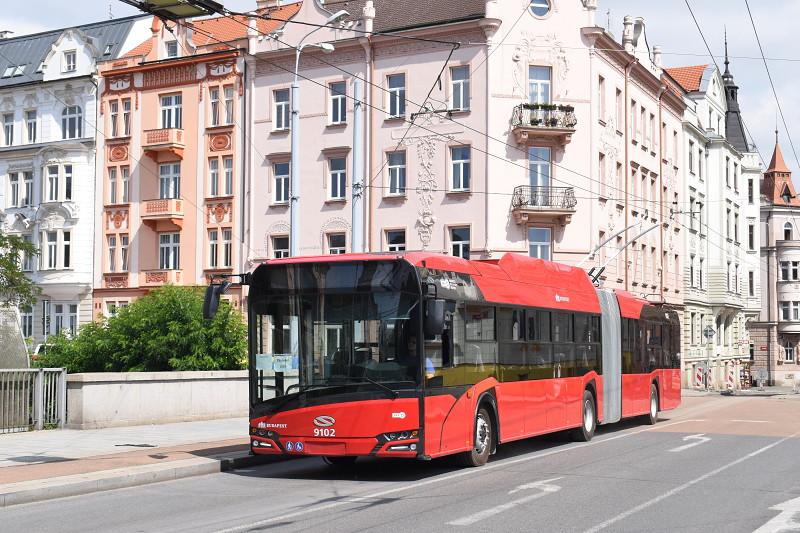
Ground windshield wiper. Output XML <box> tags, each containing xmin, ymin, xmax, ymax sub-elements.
<box><xmin>337</xmin><ymin>376</ymin><xmax>400</xmax><ymax>399</ymax></box>
<box><xmin>268</xmin><ymin>382</ymin><xmax>332</xmax><ymax>411</ymax></box>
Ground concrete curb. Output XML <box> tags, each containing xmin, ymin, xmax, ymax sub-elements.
<box><xmin>0</xmin><ymin>452</ymin><xmax>272</xmax><ymax>508</ymax></box>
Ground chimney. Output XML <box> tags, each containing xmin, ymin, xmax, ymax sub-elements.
<box><xmin>256</xmin><ymin>0</ymin><xmax>281</xmax><ymax>10</ymax></box>
<box><xmin>363</xmin><ymin>0</ymin><xmax>375</xmax><ymax>34</ymax></box>
<box><xmin>622</xmin><ymin>15</ymin><xmax>634</xmax><ymax>53</ymax></box>
<box><xmin>652</xmin><ymin>45</ymin><xmax>662</xmax><ymax>68</ymax></box>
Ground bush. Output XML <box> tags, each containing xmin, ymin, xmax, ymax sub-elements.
<box><xmin>35</xmin><ymin>285</ymin><xmax>246</xmax><ymax>373</ymax></box>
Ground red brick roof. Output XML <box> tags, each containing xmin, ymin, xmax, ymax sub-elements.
<box><xmin>768</xmin><ymin>141</ymin><xmax>791</xmax><ymax>173</ymax></box>
<box><xmin>664</xmin><ymin>65</ymin><xmax>708</xmax><ymax>92</ymax></box>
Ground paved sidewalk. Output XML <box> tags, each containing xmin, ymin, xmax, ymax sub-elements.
<box><xmin>682</xmin><ymin>385</ymin><xmax>800</xmax><ymax>398</ymax></box>
<box><xmin>0</xmin><ymin>418</ymin><xmax>273</xmax><ymax>507</ymax></box>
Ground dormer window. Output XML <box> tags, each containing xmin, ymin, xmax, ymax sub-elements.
<box><xmin>63</xmin><ymin>50</ymin><xmax>76</xmax><ymax>72</ymax></box>
<box><xmin>1</xmin><ymin>66</ymin><xmax>13</xmax><ymax>78</ymax></box>
<box><xmin>782</xmin><ymin>185</ymin><xmax>793</xmax><ymax>204</ymax></box>
<box><xmin>36</xmin><ymin>61</ymin><xmax>44</xmax><ymax>73</ymax></box>
<box><xmin>166</xmin><ymin>41</ymin><xmax>178</xmax><ymax>58</ymax></box>
<box><xmin>104</xmin><ymin>44</ymin><xmax>113</xmax><ymax>55</ymax></box>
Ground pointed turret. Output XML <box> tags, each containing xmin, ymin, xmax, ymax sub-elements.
<box><xmin>762</xmin><ymin>131</ymin><xmax>799</xmax><ymax>205</ymax></box>
<box><xmin>722</xmin><ymin>31</ymin><xmax>749</xmax><ymax>153</ymax></box>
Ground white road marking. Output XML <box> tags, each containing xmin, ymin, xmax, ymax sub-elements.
<box><xmin>583</xmin><ymin>430</ymin><xmax>800</xmax><ymax>533</ymax></box>
<box><xmin>213</xmin><ymin>418</ymin><xmax>705</xmax><ymax>533</ymax></box>
<box><xmin>447</xmin><ymin>477</ymin><xmax>563</xmax><ymax>526</ymax></box>
<box><xmin>753</xmin><ymin>495</ymin><xmax>800</xmax><ymax>533</ymax></box>
<box><xmin>668</xmin><ymin>433</ymin><xmax>711</xmax><ymax>452</ymax></box>
<box><xmin>731</xmin><ymin>419</ymin><xmax>771</xmax><ymax>423</ymax></box>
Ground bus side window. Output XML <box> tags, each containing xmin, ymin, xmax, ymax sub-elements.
<box><xmin>465</xmin><ymin>305</ymin><xmax>497</xmax><ymax>365</ymax></box>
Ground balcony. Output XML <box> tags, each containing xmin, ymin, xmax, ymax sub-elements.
<box><xmin>143</xmin><ymin>128</ymin><xmax>184</xmax><ymax>160</ymax></box>
<box><xmin>141</xmin><ymin>269</ymin><xmax>183</xmax><ymax>287</ymax></box>
<box><xmin>511</xmin><ymin>185</ymin><xmax>577</xmax><ymax>226</ymax></box>
<box><xmin>510</xmin><ymin>103</ymin><xmax>577</xmax><ymax>146</ymax></box>
<box><xmin>103</xmin><ymin>273</ymin><xmax>130</xmax><ymax>289</ymax></box>
<box><xmin>141</xmin><ymin>198</ymin><xmax>183</xmax><ymax>230</ymax></box>
<box><xmin>778</xmin><ymin>321</ymin><xmax>800</xmax><ymax>334</ymax></box>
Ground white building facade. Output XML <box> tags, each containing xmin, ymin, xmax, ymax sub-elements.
<box><xmin>666</xmin><ymin>53</ymin><xmax>761</xmax><ymax>389</ymax></box>
<box><xmin>0</xmin><ymin>17</ymin><xmax>150</xmax><ymax>344</ymax></box>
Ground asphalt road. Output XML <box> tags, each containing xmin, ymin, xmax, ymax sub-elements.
<box><xmin>3</xmin><ymin>395</ymin><xmax>800</xmax><ymax>533</ymax></box>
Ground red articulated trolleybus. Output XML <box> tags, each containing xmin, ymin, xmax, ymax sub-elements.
<box><xmin>205</xmin><ymin>252</ymin><xmax>681</xmax><ymax>467</ymax></box>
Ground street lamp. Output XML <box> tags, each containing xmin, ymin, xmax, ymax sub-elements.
<box><xmin>289</xmin><ymin>10</ymin><xmax>349</xmax><ymax>257</ymax></box>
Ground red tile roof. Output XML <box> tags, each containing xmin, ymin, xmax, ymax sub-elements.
<box><xmin>123</xmin><ymin>38</ymin><xmax>153</xmax><ymax>59</ymax></box>
<box><xmin>768</xmin><ymin>142</ymin><xmax>791</xmax><ymax>173</ymax></box>
<box><xmin>664</xmin><ymin>65</ymin><xmax>708</xmax><ymax>92</ymax></box>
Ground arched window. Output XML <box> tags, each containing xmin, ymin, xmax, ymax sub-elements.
<box><xmin>784</xmin><ymin>222</ymin><xmax>793</xmax><ymax>241</ymax></box>
<box><xmin>62</xmin><ymin>106</ymin><xmax>82</xmax><ymax>139</ymax></box>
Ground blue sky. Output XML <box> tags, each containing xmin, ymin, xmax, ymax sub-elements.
<box><xmin>2</xmin><ymin>0</ymin><xmax>796</xmax><ymax>172</ymax></box>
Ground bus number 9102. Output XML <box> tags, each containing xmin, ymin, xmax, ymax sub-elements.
<box><xmin>314</xmin><ymin>428</ymin><xmax>335</xmax><ymax>437</ymax></box>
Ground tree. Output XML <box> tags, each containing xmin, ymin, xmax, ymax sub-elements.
<box><xmin>35</xmin><ymin>285</ymin><xmax>247</xmax><ymax>372</ymax></box>
<box><xmin>0</xmin><ymin>230</ymin><xmax>39</xmax><ymax>308</ymax></box>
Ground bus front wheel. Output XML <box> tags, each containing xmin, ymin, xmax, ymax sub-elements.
<box><xmin>459</xmin><ymin>406</ymin><xmax>493</xmax><ymax>467</ymax></box>
<box><xmin>571</xmin><ymin>389</ymin><xmax>596</xmax><ymax>442</ymax></box>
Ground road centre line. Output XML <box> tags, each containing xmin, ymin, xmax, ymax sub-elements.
<box><xmin>214</xmin><ymin>418</ymin><xmax>704</xmax><ymax>533</ymax></box>
<box><xmin>582</xmin><ymin>430</ymin><xmax>800</xmax><ymax>533</ymax></box>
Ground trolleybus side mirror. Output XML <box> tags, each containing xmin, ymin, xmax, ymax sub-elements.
<box><xmin>424</xmin><ymin>298</ymin><xmax>446</xmax><ymax>337</ymax></box>
<box><xmin>203</xmin><ymin>281</ymin><xmax>231</xmax><ymax>320</ymax></box>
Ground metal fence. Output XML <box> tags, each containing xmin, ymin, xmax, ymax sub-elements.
<box><xmin>0</xmin><ymin>369</ymin><xmax>66</xmax><ymax>433</ymax></box>
<box><xmin>511</xmin><ymin>185</ymin><xmax>578</xmax><ymax>210</ymax></box>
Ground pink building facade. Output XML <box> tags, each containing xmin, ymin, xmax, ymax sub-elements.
<box><xmin>245</xmin><ymin>0</ymin><xmax>685</xmax><ymax>306</ymax></box>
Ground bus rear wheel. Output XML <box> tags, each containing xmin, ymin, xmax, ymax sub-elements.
<box><xmin>323</xmin><ymin>456</ymin><xmax>357</xmax><ymax>467</ymax></box>
<box><xmin>644</xmin><ymin>384</ymin><xmax>659</xmax><ymax>425</ymax></box>
<box><xmin>459</xmin><ymin>406</ymin><xmax>493</xmax><ymax>467</ymax></box>
<box><xmin>571</xmin><ymin>389</ymin><xmax>596</xmax><ymax>442</ymax></box>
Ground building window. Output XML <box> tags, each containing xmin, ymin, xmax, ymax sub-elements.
<box><xmin>272</xmin><ymin>236</ymin><xmax>289</xmax><ymax>258</ymax></box>
<box><xmin>121</xmin><ymin>166</ymin><xmax>130</xmax><ymax>203</ymax></box>
<box><xmin>122</xmin><ymin>99</ymin><xmax>131</xmax><ymax>135</ymax></box>
<box><xmin>748</xmin><ymin>223</ymin><xmax>755</xmax><ymax>250</ymax></box>
<box><xmin>63</xmin><ymin>165</ymin><xmax>72</xmax><ymax>201</ymax></box>
<box><xmin>451</xmin><ymin>146</ymin><xmax>471</xmax><ymax>191</ymax></box>
<box><xmin>20</xmin><ymin>306</ymin><xmax>33</xmax><ymax>338</ymax></box>
<box><xmin>529</xmin><ymin>0</ymin><xmax>551</xmax><ymax>17</ymax></box>
<box><xmin>110</xmin><ymin>100</ymin><xmax>119</xmax><ymax>137</ymax></box>
<box><xmin>159</xmin><ymin>163</ymin><xmax>180</xmax><ymax>199</ymax></box>
<box><xmin>108</xmin><ymin>235</ymin><xmax>117</xmax><ymax>272</ymax></box>
<box><xmin>121</xmin><ymin>234</ymin><xmax>129</xmax><ymax>271</ymax></box>
<box><xmin>784</xmin><ymin>222</ymin><xmax>793</xmax><ymax>241</ymax></box>
<box><xmin>597</xmin><ymin>75</ymin><xmax>605</xmax><ymax>120</ymax></box>
<box><xmin>45</xmin><ymin>231</ymin><xmax>57</xmax><ymax>269</ymax></box>
<box><xmin>274</xmin><ymin>162</ymin><xmax>290</xmax><ymax>203</ymax></box>
<box><xmin>274</xmin><ymin>89</ymin><xmax>290</xmax><ymax>130</ymax></box>
<box><xmin>63</xmin><ymin>50</ymin><xmax>76</xmax><ymax>72</ymax></box>
<box><xmin>329</xmin><ymin>81</ymin><xmax>346</xmax><ymax>124</ymax></box>
<box><xmin>734</xmin><ymin>162</ymin><xmax>739</xmax><ymax>191</ymax></box>
<box><xmin>748</xmin><ymin>270</ymin><xmax>754</xmax><ymax>297</ymax></box>
<box><xmin>224</xmin><ymin>86</ymin><xmax>234</xmax><ymax>124</ymax></box>
<box><xmin>748</xmin><ymin>178</ymin><xmax>754</xmax><ymax>204</ymax></box>
<box><xmin>23</xmin><ymin>171</ymin><xmax>32</xmax><ymax>206</ymax></box>
<box><xmin>108</xmin><ymin>167</ymin><xmax>117</xmax><ymax>204</ymax></box>
<box><xmin>387</xmin><ymin>151</ymin><xmax>406</xmax><ymax>195</ymax></box>
<box><xmin>688</xmin><ymin>140</ymin><xmax>695</xmax><ymax>173</ymax></box>
<box><xmin>209</xmin><ymin>229</ymin><xmax>219</xmax><ymax>268</ymax></box>
<box><xmin>690</xmin><ymin>255</ymin><xmax>696</xmax><ymax>288</ymax></box>
<box><xmin>528</xmin><ymin>66</ymin><xmax>551</xmax><ymax>104</ymax></box>
<box><xmin>725</xmin><ymin>157</ymin><xmax>730</xmax><ymax>187</ymax></box>
<box><xmin>160</xmin><ymin>94</ymin><xmax>182</xmax><ymax>129</ymax></box>
<box><xmin>781</xmin><ymin>261</ymin><xmax>790</xmax><ymax>281</ymax></box>
<box><xmin>329</xmin><ymin>157</ymin><xmax>346</xmax><ymax>200</ymax></box>
<box><xmin>699</xmin><ymin>258</ymin><xmax>704</xmax><ymax>289</ymax></box>
<box><xmin>9</xmin><ymin>173</ymin><xmax>19</xmax><ymax>207</ymax></box>
<box><xmin>784</xmin><ymin>342</ymin><xmax>795</xmax><ymax>363</ymax></box>
<box><xmin>165</xmin><ymin>41</ymin><xmax>178</xmax><ymax>58</ymax></box>
<box><xmin>528</xmin><ymin>227</ymin><xmax>551</xmax><ymax>260</ymax></box>
<box><xmin>734</xmin><ymin>212</ymin><xmax>739</xmax><ymax>243</ymax></box>
<box><xmin>209</xmin><ymin>158</ymin><xmax>219</xmax><ymax>197</ymax></box>
<box><xmin>328</xmin><ymin>233</ymin><xmax>346</xmax><ymax>254</ymax></box>
<box><xmin>3</xmin><ymin>113</ymin><xmax>13</xmax><ymax>146</ymax></box>
<box><xmin>387</xmin><ymin>74</ymin><xmax>406</xmax><ymax>118</ymax></box>
<box><xmin>46</xmin><ymin>165</ymin><xmax>59</xmax><ymax>202</ymax></box>
<box><xmin>21</xmin><ymin>235</ymin><xmax>34</xmax><ymax>272</ymax></box>
<box><xmin>451</xmin><ymin>66</ymin><xmax>470</xmax><ymax>111</ymax></box>
<box><xmin>386</xmin><ymin>230</ymin><xmax>406</xmax><ymax>252</ymax></box>
<box><xmin>222</xmin><ymin>229</ymin><xmax>232</xmax><ymax>267</ymax></box>
<box><xmin>25</xmin><ymin>110</ymin><xmax>36</xmax><ymax>143</ymax></box>
<box><xmin>63</xmin><ymin>231</ymin><xmax>70</xmax><ymax>268</ymax></box>
<box><xmin>209</xmin><ymin>87</ymin><xmax>220</xmax><ymax>126</ymax></box>
<box><xmin>223</xmin><ymin>157</ymin><xmax>233</xmax><ymax>196</ymax></box>
<box><xmin>615</xmin><ymin>88</ymin><xmax>623</xmax><ymax>128</ymax></box>
<box><xmin>529</xmin><ymin>147</ymin><xmax>551</xmax><ymax>189</ymax></box>
<box><xmin>451</xmin><ymin>227</ymin><xmax>470</xmax><ymax>259</ymax></box>
<box><xmin>61</xmin><ymin>106</ymin><xmax>82</xmax><ymax>139</ymax></box>
<box><xmin>159</xmin><ymin>233</ymin><xmax>180</xmax><ymax>270</ymax></box>
<box><xmin>781</xmin><ymin>302</ymin><xmax>791</xmax><ymax>320</ymax></box>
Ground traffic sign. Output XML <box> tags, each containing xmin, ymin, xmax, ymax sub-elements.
<box><xmin>703</xmin><ymin>326</ymin><xmax>716</xmax><ymax>340</ymax></box>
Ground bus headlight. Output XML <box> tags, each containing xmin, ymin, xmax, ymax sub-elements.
<box><xmin>381</xmin><ymin>430</ymin><xmax>418</xmax><ymax>442</ymax></box>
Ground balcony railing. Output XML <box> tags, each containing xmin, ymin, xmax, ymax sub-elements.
<box><xmin>141</xmin><ymin>198</ymin><xmax>183</xmax><ymax>230</ymax></box>
<box><xmin>510</xmin><ymin>103</ymin><xmax>577</xmax><ymax>146</ymax></box>
<box><xmin>510</xmin><ymin>185</ymin><xmax>577</xmax><ymax>226</ymax></box>
<box><xmin>140</xmin><ymin>269</ymin><xmax>183</xmax><ymax>286</ymax></box>
<box><xmin>142</xmin><ymin>128</ymin><xmax>185</xmax><ymax>159</ymax></box>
